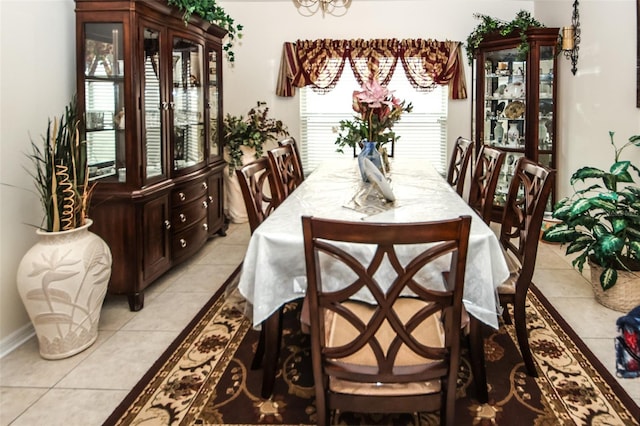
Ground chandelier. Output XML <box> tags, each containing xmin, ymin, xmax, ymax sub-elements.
<box><xmin>293</xmin><ymin>0</ymin><xmax>352</xmax><ymax>16</ymax></box>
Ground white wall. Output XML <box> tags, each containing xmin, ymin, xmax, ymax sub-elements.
<box><xmin>0</xmin><ymin>0</ymin><xmax>77</xmax><ymax>354</ymax></box>
<box><xmin>535</xmin><ymin>0</ymin><xmax>640</xmax><ymax>198</ymax></box>
<box><xmin>1</xmin><ymin>0</ymin><xmax>638</xmax><ymax>353</ymax></box>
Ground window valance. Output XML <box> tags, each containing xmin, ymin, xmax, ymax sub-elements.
<box><xmin>276</xmin><ymin>38</ymin><xmax>467</xmax><ymax>100</ymax></box>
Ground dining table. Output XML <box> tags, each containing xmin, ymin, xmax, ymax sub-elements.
<box><xmin>237</xmin><ymin>157</ymin><xmax>510</xmax><ymax>399</ymax></box>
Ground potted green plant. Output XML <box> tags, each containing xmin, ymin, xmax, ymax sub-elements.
<box><xmin>543</xmin><ymin>132</ymin><xmax>640</xmax><ymax>312</ymax></box>
<box><xmin>222</xmin><ymin>101</ymin><xmax>289</xmax><ymax>223</ymax></box>
<box><xmin>465</xmin><ymin>10</ymin><xmax>544</xmax><ymax>64</ymax></box>
<box><xmin>223</xmin><ymin>101</ymin><xmax>289</xmax><ymax>174</ymax></box>
<box><xmin>26</xmin><ymin>98</ymin><xmax>91</xmax><ymax>232</ymax></box>
<box><xmin>17</xmin><ymin>97</ymin><xmax>113</xmax><ymax>359</ymax></box>
<box><xmin>167</xmin><ymin>0</ymin><xmax>243</xmax><ymax>62</ymax></box>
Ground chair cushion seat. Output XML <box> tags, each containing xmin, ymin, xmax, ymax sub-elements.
<box><xmin>329</xmin><ymin>376</ymin><xmax>441</xmax><ymax>396</ymax></box>
<box><xmin>497</xmin><ymin>247</ymin><xmax>522</xmax><ymax>295</ymax></box>
<box><xmin>326</xmin><ymin>298</ymin><xmax>444</xmax><ymax>396</ymax></box>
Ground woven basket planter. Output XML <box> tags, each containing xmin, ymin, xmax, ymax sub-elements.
<box><xmin>589</xmin><ymin>259</ymin><xmax>640</xmax><ymax>312</ymax></box>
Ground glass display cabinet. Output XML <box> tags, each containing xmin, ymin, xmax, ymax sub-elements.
<box><xmin>76</xmin><ymin>0</ymin><xmax>227</xmax><ymax>311</ymax></box>
<box><xmin>472</xmin><ymin>28</ymin><xmax>559</xmax><ymax>221</ymax></box>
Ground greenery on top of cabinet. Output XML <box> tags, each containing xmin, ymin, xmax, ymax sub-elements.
<box><xmin>167</xmin><ymin>0</ymin><xmax>243</xmax><ymax>63</ymax></box>
<box><xmin>465</xmin><ymin>10</ymin><xmax>544</xmax><ymax>64</ymax></box>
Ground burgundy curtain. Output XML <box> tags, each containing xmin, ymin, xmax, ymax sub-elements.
<box><xmin>276</xmin><ymin>38</ymin><xmax>467</xmax><ymax>99</ymax></box>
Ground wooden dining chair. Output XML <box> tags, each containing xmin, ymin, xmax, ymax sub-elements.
<box><xmin>302</xmin><ymin>215</ymin><xmax>472</xmax><ymax>426</ymax></box>
<box><xmin>235</xmin><ymin>157</ymin><xmax>279</xmax><ymax>234</ymax></box>
<box><xmin>267</xmin><ymin>144</ymin><xmax>305</xmax><ymax>202</ymax></box>
<box><xmin>446</xmin><ymin>136</ymin><xmax>475</xmax><ymax>196</ymax></box>
<box><xmin>278</xmin><ymin>136</ymin><xmax>304</xmax><ymax>178</ymax></box>
<box><xmin>468</xmin><ymin>146</ymin><xmax>506</xmax><ymax>224</ymax></box>
<box><xmin>235</xmin><ymin>157</ymin><xmax>284</xmax><ymax>396</ymax></box>
<box><xmin>496</xmin><ymin>157</ymin><xmax>555</xmax><ymax>377</ymax></box>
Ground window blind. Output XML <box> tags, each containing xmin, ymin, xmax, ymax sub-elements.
<box><xmin>300</xmin><ymin>66</ymin><xmax>447</xmax><ymax>175</ymax></box>
<box><xmin>85</xmin><ymin>60</ymin><xmax>116</xmax><ymax>166</ymax></box>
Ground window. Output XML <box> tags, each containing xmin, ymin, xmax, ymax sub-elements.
<box><xmin>300</xmin><ymin>66</ymin><xmax>448</xmax><ymax>174</ymax></box>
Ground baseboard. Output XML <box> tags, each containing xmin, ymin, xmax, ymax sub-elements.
<box><xmin>0</xmin><ymin>323</ymin><xmax>34</xmax><ymax>359</ymax></box>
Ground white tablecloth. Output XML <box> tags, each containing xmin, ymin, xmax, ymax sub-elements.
<box><xmin>237</xmin><ymin>158</ymin><xmax>510</xmax><ymax>329</ymax></box>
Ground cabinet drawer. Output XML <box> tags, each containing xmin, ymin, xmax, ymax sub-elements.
<box><xmin>171</xmin><ymin>195</ymin><xmax>208</xmax><ymax>233</ymax></box>
<box><xmin>172</xmin><ymin>217</ymin><xmax>209</xmax><ymax>262</ymax></box>
<box><xmin>172</xmin><ymin>180</ymin><xmax>209</xmax><ymax>206</ymax></box>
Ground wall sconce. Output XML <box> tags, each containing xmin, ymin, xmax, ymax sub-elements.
<box><xmin>293</xmin><ymin>0</ymin><xmax>352</xmax><ymax>16</ymax></box>
<box><xmin>560</xmin><ymin>0</ymin><xmax>580</xmax><ymax>75</ymax></box>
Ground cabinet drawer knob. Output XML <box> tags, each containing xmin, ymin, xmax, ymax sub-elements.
<box><xmin>180</xmin><ymin>238</ymin><xmax>187</xmax><ymax>248</ymax></box>
<box><xmin>202</xmin><ymin>201</ymin><xmax>208</xmax><ymax>209</ymax></box>
<box><xmin>202</xmin><ymin>223</ymin><xmax>209</xmax><ymax>231</ymax></box>
<box><xmin>179</xmin><ymin>213</ymin><xmax>187</xmax><ymax>223</ymax></box>
<box><xmin>164</xmin><ymin>220</ymin><xmax>171</xmax><ymax>230</ymax></box>
<box><xmin>178</xmin><ymin>192</ymin><xmax>186</xmax><ymax>201</ymax></box>
<box><xmin>208</xmin><ymin>195</ymin><xmax>214</xmax><ymax>203</ymax></box>
<box><xmin>202</xmin><ymin>182</ymin><xmax>208</xmax><ymax>190</ymax></box>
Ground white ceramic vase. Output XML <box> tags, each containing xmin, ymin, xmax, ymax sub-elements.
<box><xmin>16</xmin><ymin>219</ymin><xmax>112</xmax><ymax>359</ymax></box>
<box><xmin>508</xmin><ymin>123</ymin><xmax>520</xmax><ymax>145</ymax></box>
<box><xmin>494</xmin><ymin>122</ymin><xmax>505</xmax><ymax>143</ymax></box>
<box><xmin>223</xmin><ymin>145</ymin><xmax>258</xmax><ymax>224</ymax></box>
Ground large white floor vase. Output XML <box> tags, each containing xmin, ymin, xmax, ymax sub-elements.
<box><xmin>223</xmin><ymin>145</ymin><xmax>257</xmax><ymax>224</ymax></box>
<box><xmin>16</xmin><ymin>219</ymin><xmax>112</xmax><ymax>360</ymax></box>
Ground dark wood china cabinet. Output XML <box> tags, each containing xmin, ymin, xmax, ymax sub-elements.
<box><xmin>472</xmin><ymin>28</ymin><xmax>559</xmax><ymax>222</ymax></box>
<box><xmin>75</xmin><ymin>0</ymin><xmax>226</xmax><ymax>310</ymax></box>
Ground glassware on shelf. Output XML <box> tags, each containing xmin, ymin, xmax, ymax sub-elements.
<box><xmin>83</xmin><ymin>22</ymin><xmax>125</xmax><ymax>183</ymax></box>
<box><xmin>494</xmin><ymin>121</ymin><xmax>505</xmax><ymax>144</ymax></box>
<box><xmin>507</xmin><ymin>123</ymin><xmax>520</xmax><ymax>145</ymax></box>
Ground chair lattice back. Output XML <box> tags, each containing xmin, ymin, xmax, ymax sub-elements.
<box><xmin>268</xmin><ymin>144</ymin><xmax>304</xmax><ymax>202</ymax></box>
<box><xmin>500</xmin><ymin>157</ymin><xmax>555</xmax><ymax>273</ymax></box>
<box><xmin>236</xmin><ymin>157</ymin><xmax>279</xmax><ymax>234</ymax></box>
<box><xmin>468</xmin><ymin>146</ymin><xmax>505</xmax><ymax>223</ymax></box>
<box><xmin>446</xmin><ymin>137</ymin><xmax>475</xmax><ymax>196</ymax></box>
<box><xmin>302</xmin><ymin>216</ymin><xmax>472</xmax><ymax>426</ymax></box>
<box><xmin>278</xmin><ymin>137</ymin><xmax>304</xmax><ymax>178</ymax></box>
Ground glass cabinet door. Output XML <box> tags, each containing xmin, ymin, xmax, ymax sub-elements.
<box><xmin>207</xmin><ymin>48</ymin><xmax>221</xmax><ymax>161</ymax></box>
<box><xmin>84</xmin><ymin>22</ymin><xmax>125</xmax><ymax>182</ymax></box>
<box><xmin>537</xmin><ymin>45</ymin><xmax>555</xmax><ymax>171</ymax></box>
<box><xmin>483</xmin><ymin>47</ymin><xmax>526</xmax><ymax>150</ymax></box>
<box><xmin>482</xmin><ymin>47</ymin><xmax>527</xmax><ymax>207</ymax></box>
<box><xmin>142</xmin><ymin>26</ymin><xmax>165</xmax><ymax>182</ymax></box>
<box><xmin>171</xmin><ymin>36</ymin><xmax>205</xmax><ymax>172</ymax></box>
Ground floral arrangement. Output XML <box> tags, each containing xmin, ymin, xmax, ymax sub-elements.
<box><xmin>334</xmin><ymin>76</ymin><xmax>413</xmax><ymax>153</ymax></box>
<box><xmin>223</xmin><ymin>101</ymin><xmax>289</xmax><ymax>174</ymax></box>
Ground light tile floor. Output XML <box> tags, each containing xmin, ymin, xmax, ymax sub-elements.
<box><xmin>1</xmin><ymin>222</ymin><xmax>638</xmax><ymax>425</ymax></box>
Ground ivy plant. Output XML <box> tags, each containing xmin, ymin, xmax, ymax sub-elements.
<box><xmin>167</xmin><ymin>0</ymin><xmax>243</xmax><ymax>62</ymax></box>
<box><xmin>465</xmin><ymin>10</ymin><xmax>544</xmax><ymax>64</ymax></box>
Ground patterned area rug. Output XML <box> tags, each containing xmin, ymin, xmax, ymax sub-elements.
<box><xmin>104</xmin><ymin>265</ymin><xmax>640</xmax><ymax>425</ymax></box>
